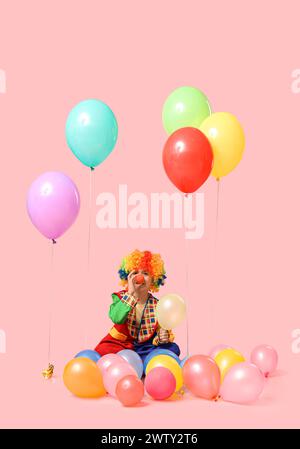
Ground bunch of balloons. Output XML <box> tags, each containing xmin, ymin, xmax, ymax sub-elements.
<box><xmin>63</xmin><ymin>347</ymin><xmax>184</xmax><ymax>403</ymax></box>
<box><xmin>162</xmin><ymin>86</ymin><xmax>246</xmax><ymax>193</ymax></box>
<box><xmin>182</xmin><ymin>343</ymin><xmax>278</xmax><ymax>404</ymax></box>
<box><xmin>27</xmin><ymin>99</ymin><xmax>118</xmax><ymax>242</ymax></box>
<box><xmin>63</xmin><ymin>343</ymin><xmax>278</xmax><ymax>406</ymax></box>
<box><xmin>63</xmin><ymin>349</ymin><xmax>145</xmax><ymax>406</ymax></box>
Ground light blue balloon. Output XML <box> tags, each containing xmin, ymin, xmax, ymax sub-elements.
<box><xmin>75</xmin><ymin>349</ymin><xmax>101</xmax><ymax>363</ymax></box>
<box><xmin>180</xmin><ymin>356</ymin><xmax>189</xmax><ymax>368</ymax></box>
<box><xmin>66</xmin><ymin>99</ymin><xmax>118</xmax><ymax>168</ymax></box>
<box><xmin>143</xmin><ymin>348</ymin><xmax>181</xmax><ymax>372</ymax></box>
<box><xmin>118</xmin><ymin>349</ymin><xmax>143</xmax><ymax>378</ymax></box>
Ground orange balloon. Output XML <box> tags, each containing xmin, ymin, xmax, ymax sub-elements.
<box><xmin>63</xmin><ymin>357</ymin><xmax>106</xmax><ymax>398</ymax></box>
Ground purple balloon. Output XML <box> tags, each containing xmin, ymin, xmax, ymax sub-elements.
<box><xmin>27</xmin><ymin>171</ymin><xmax>80</xmax><ymax>240</ymax></box>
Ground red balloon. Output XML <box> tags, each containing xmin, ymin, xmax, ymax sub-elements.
<box><xmin>116</xmin><ymin>375</ymin><xmax>144</xmax><ymax>406</ymax></box>
<box><xmin>163</xmin><ymin>127</ymin><xmax>213</xmax><ymax>193</ymax></box>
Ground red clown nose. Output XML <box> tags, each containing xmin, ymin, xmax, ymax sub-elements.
<box><xmin>134</xmin><ymin>274</ymin><xmax>145</xmax><ymax>284</ymax></box>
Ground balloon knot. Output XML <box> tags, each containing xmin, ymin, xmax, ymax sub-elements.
<box><xmin>90</xmin><ymin>166</ymin><xmax>95</xmax><ymax>171</ymax></box>
<box><xmin>52</xmin><ymin>239</ymin><xmax>57</xmax><ymax>244</ymax></box>
<box><xmin>214</xmin><ymin>394</ymin><xmax>221</xmax><ymax>402</ymax></box>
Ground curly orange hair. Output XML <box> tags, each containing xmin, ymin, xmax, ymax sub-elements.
<box><xmin>118</xmin><ymin>250</ymin><xmax>166</xmax><ymax>292</ymax></box>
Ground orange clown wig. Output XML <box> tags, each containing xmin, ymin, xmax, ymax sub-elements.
<box><xmin>118</xmin><ymin>250</ymin><xmax>167</xmax><ymax>292</ymax></box>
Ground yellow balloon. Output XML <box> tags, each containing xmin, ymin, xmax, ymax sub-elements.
<box><xmin>214</xmin><ymin>348</ymin><xmax>245</xmax><ymax>382</ymax></box>
<box><xmin>200</xmin><ymin>112</ymin><xmax>245</xmax><ymax>179</ymax></box>
<box><xmin>63</xmin><ymin>357</ymin><xmax>106</xmax><ymax>398</ymax></box>
<box><xmin>146</xmin><ymin>355</ymin><xmax>183</xmax><ymax>392</ymax></box>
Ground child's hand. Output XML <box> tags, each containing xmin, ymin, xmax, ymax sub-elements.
<box><xmin>158</xmin><ymin>328</ymin><xmax>169</xmax><ymax>344</ymax></box>
<box><xmin>127</xmin><ymin>271</ymin><xmax>142</xmax><ymax>298</ymax></box>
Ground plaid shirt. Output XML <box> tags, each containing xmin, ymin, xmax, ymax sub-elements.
<box><xmin>120</xmin><ymin>291</ymin><xmax>159</xmax><ymax>343</ymax></box>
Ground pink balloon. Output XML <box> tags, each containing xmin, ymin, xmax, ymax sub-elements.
<box><xmin>27</xmin><ymin>171</ymin><xmax>80</xmax><ymax>240</ymax></box>
<box><xmin>209</xmin><ymin>344</ymin><xmax>231</xmax><ymax>360</ymax></box>
<box><xmin>97</xmin><ymin>354</ymin><xmax>127</xmax><ymax>375</ymax></box>
<box><xmin>183</xmin><ymin>355</ymin><xmax>220</xmax><ymax>400</ymax></box>
<box><xmin>103</xmin><ymin>362</ymin><xmax>137</xmax><ymax>397</ymax></box>
<box><xmin>220</xmin><ymin>362</ymin><xmax>265</xmax><ymax>404</ymax></box>
<box><xmin>144</xmin><ymin>367</ymin><xmax>176</xmax><ymax>400</ymax></box>
<box><xmin>250</xmin><ymin>345</ymin><xmax>278</xmax><ymax>377</ymax></box>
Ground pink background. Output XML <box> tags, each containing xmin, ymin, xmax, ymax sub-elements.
<box><xmin>0</xmin><ymin>0</ymin><xmax>300</xmax><ymax>428</ymax></box>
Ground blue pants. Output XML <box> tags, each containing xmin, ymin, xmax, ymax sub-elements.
<box><xmin>133</xmin><ymin>335</ymin><xmax>180</xmax><ymax>367</ymax></box>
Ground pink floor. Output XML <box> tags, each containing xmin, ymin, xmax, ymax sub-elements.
<box><xmin>0</xmin><ymin>356</ymin><xmax>298</xmax><ymax>429</ymax></box>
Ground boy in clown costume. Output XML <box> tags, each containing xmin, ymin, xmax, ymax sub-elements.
<box><xmin>95</xmin><ymin>250</ymin><xmax>180</xmax><ymax>362</ymax></box>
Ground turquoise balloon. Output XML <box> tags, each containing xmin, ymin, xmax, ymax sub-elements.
<box><xmin>66</xmin><ymin>99</ymin><xmax>118</xmax><ymax>168</ymax></box>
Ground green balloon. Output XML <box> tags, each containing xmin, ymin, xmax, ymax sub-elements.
<box><xmin>162</xmin><ymin>86</ymin><xmax>212</xmax><ymax>135</ymax></box>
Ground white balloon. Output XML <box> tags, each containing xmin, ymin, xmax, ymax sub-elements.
<box><xmin>157</xmin><ymin>293</ymin><xmax>186</xmax><ymax>330</ymax></box>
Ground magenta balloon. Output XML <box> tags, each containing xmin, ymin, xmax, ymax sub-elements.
<box><xmin>145</xmin><ymin>367</ymin><xmax>176</xmax><ymax>400</ymax></box>
<box><xmin>220</xmin><ymin>362</ymin><xmax>265</xmax><ymax>404</ymax></box>
<box><xmin>250</xmin><ymin>345</ymin><xmax>278</xmax><ymax>377</ymax></box>
<box><xmin>27</xmin><ymin>171</ymin><xmax>80</xmax><ymax>240</ymax></box>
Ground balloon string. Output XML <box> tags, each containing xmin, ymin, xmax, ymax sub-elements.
<box><xmin>214</xmin><ymin>178</ymin><xmax>220</xmax><ymax>262</ymax></box>
<box><xmin>184</xmin><ymin>193</ymin><xmax>190</xmax><ymax>358</ymax></box>
<box><xmin>85</xmin><ymin>167</ymin><xmax>94</xmax><ymax>347</ymax></box>
<box><xmin>211</xmin><ymin>178</ymin><xmax>221</xmax><ymax>337</ymax></box>
<box><xmin>87</xmin><ymin>167</ymin><xmax>93</xmax><ymax>273</ymax></box>
<box><xmin>47</xmin><ymin>239</ymin><xmax>55</xmax><ymax>364</ymax></box>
